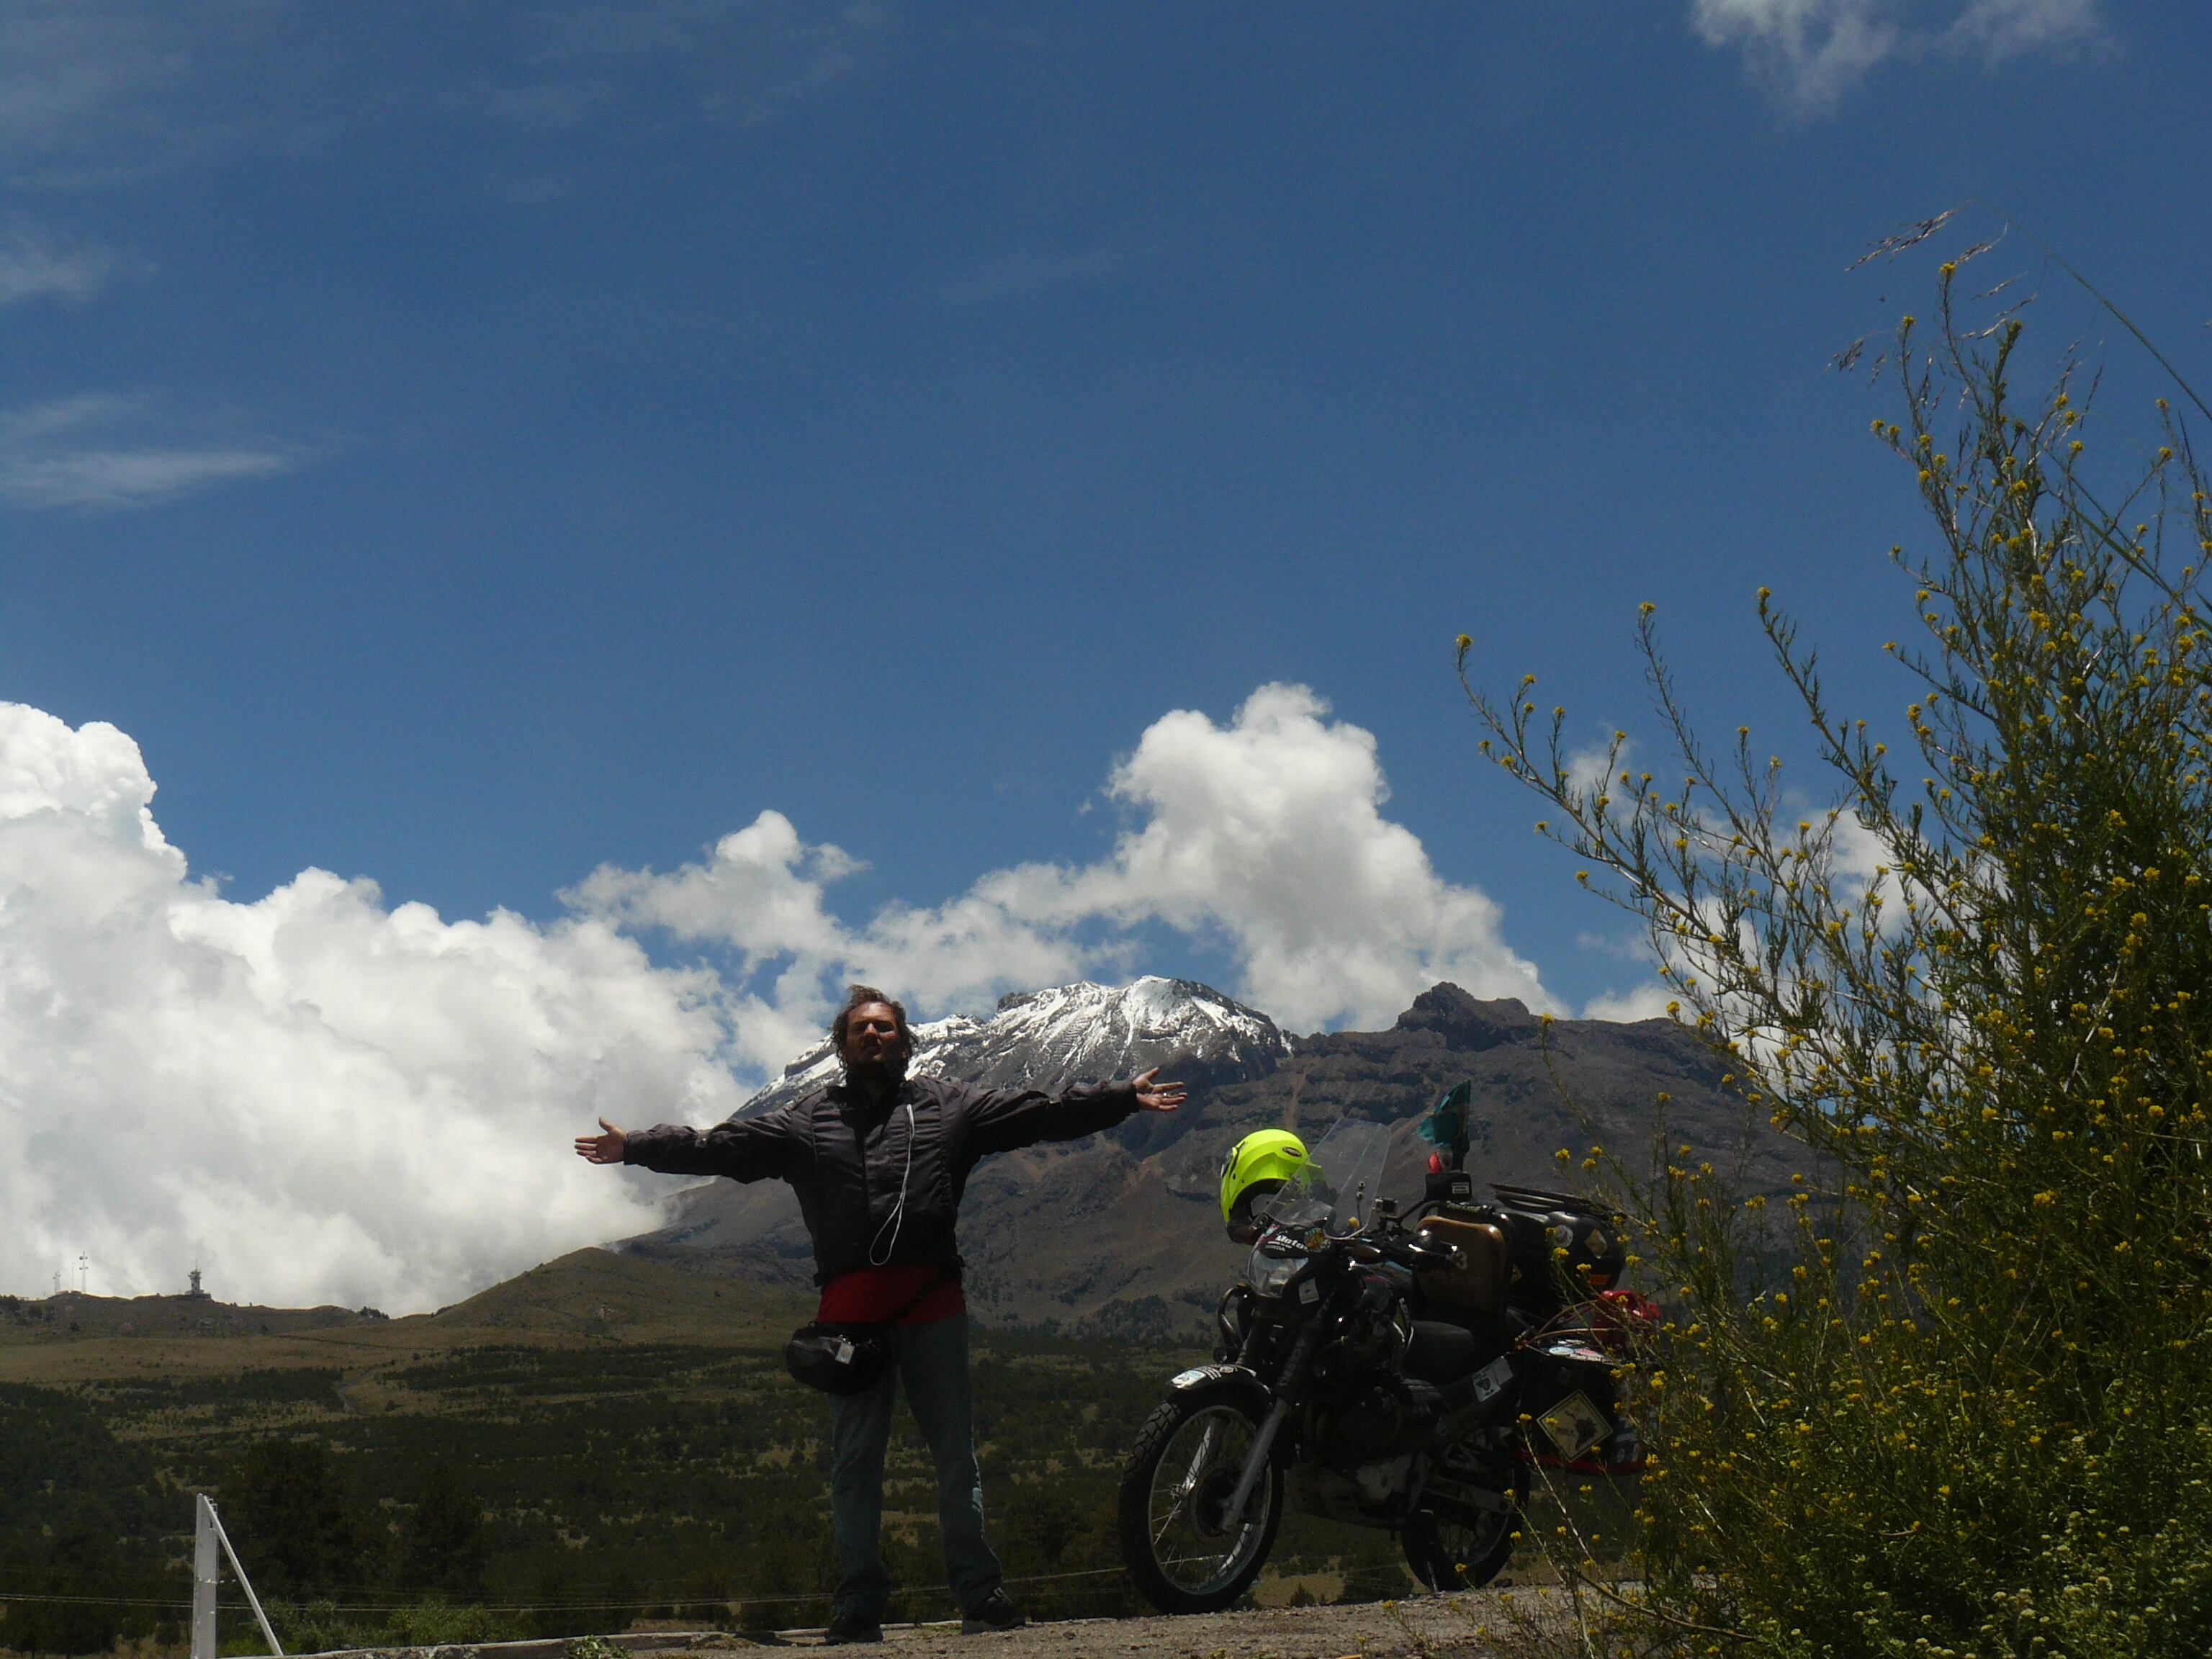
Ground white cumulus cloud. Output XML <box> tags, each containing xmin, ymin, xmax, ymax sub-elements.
<box><xmin>1051</xmin><ymin>684</ymin><xmax>1550</xmax><ymax>1030</ymax></box>
<box><xmin>0</xmin><ymin>703</ymin><xmax>737</xmax><ymax>1313</ymax></box>
<box><xmin>2</xmin><ymin>683</ymin><xmax>1547</xmax><ymax>1309</ymax></box>
<box><xmin>574</xmin><ymin>683</ymin><xmax>1552</xmax><ymax>1035</ymax></box>
<box><xmin>1690</xmin><ymin>0</ymin><xmax>2099</xmax><ymax>110</ymax></box>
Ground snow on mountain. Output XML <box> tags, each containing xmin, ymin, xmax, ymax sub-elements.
<box><xmin>737</xmin><ymin>976</ymin><xmax>1290</xmax><ymax>1118</ymax></box>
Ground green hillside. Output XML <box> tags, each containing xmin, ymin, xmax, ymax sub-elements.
<box><xmin>0</xmin><ymin>1251</ymin><xmax>814</xmax><ymax>1388</ymax></box>
<box><xmin>0</xmin><ymin>1251</ymin><xmax>1417</xmax><ymax>1653</ymax></box>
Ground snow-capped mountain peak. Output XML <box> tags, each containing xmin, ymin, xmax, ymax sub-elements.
<box><xmin>737</xmin><ymin>976</ymin><xmax>1289</xmax><ymax>1118</ymax></box>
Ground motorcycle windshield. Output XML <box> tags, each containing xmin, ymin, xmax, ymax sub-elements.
<box><xmin>1256</xmin><ymin>1119</ymin><xmax>1393</xmax><ymax>1232</ymax></box>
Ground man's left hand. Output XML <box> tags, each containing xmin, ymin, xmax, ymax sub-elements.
<box><xmin>1132</xmin><ymin>1068</ymin><xmax>1187</xmax><ymax>1112</ymax></box>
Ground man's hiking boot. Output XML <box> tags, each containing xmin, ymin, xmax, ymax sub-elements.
<box><xmin>822</xmin><ymin>1609</ymin><xmax>883</xmax><ymax>1645</ymax></box>
<box><xmin>961</xmin><ymin>1589</ymin><xmax>1026</xmax><ymax>1635</ymax></box>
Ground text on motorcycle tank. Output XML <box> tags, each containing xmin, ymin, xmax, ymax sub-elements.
<box><xmin>1467</xmin><ymin>1355</ymin><xmax>1514</xmax><ymax>1403</ymax></box>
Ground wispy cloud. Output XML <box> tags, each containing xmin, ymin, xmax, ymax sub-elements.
<box><xmin>930</xmin><ymin>240</ymin><xmax>1156</xmax><ymax>307</ymax></box>
<box><xmin>0</xmin><ymin>223</ymin><xmax>142</xmax><ymax>306</ymax></box>
<box><xmin>467</xmin><ymin>0</ymin><xmax>902</xmax><ymax>137</ymax></box>
<box><xmin>1690</xmin><ymin>0</ymin><xmax>2101</xmax><ymax>112</ymax></box>
<box><xmin>0</xmin><ymin>1</ymin><xmax>212</xmax><ymax>186</ymax></box>
<box><xmin>0</xmin><ymin>1</ymin><xmax>899</xmax><ymax>192</ymax></box>
<box><xmin>0</xmin><ymin>393</ymin><xmax>301</xmax><ymax>510</ymax></box>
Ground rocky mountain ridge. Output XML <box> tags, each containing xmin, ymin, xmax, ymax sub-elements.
<box><xmin>734</xmin><ymin>976</ymin><xmax>1290</xmax><ymax>1117</ymax></box>
<box><xmin>617</xmin><ymin>978</ymin><xmax>1799</xmax><ymax>1335</ymax></box>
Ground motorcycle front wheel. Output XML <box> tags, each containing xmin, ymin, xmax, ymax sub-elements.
<box><xmin>1401</xmin><ymin>1444</ymin><xmax>1529</xmax><ymax>1591</ymax></box>
<box><xmin>1117</xmin><ymin>1379</ymin><xmax>1285</xmax><ymax>1614</ymax></box>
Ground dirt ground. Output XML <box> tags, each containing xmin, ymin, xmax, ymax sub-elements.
<box><xmin>786</xmin><ymin>1596</ymin><xmax>1520</xmax><ymax>1655</ymax></box>
<box><xmin>688</xmin><ymin>1594</ymin><xmax>1545</xmax><ymax>1658</ymax></box>
<box><xmin>300</xmin><ymin>1591</ymin><xmax>1578</xmax><ymax>1659</ymax></box>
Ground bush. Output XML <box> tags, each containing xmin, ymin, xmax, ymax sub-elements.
<box><xmin>9</xmin><ymin>1529</ymin><xmax>125</xmax><ymax>1655</ymax></box>
<box><xmin>375</xmin><ymin>1598</ymin><xmax>522</xmax><ymax>1647</ymax></box>
<box><xmin>223</xmin><ymin>1438</ymin><xmax>377</xmax><ymax>1601</ymax></box>
<box><xmin>266</xmin><ymin>1598</ymin><xmax>357</xmax><ymax>1656</ymax></box>
<box><xmin>1468</xmin><ymin>246</ymin><xmax>2212</xmax><ymax>1656</ymax></box>
<box><xmin>393</xmin><ymin>1462</ymin><xmax>486</xmax><ymax>1600</ymax></box>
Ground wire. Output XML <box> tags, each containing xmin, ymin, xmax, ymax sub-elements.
<box><xmin>866</xmin><ymin>1100</ymin><xmax>918</xmax><ymax>1267</ymax></box>
<box><xmin>0</xmin><ymin>1551</ymin><xmax>1386</xmax><ymax>1616</ymax></box>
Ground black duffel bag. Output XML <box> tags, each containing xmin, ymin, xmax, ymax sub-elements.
<box><xmin>783</xmin><ymin>1269</ymin><xmax>949</xmax><ymax>1395</ymax></box>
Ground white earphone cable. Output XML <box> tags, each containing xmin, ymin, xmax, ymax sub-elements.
<box><xmin>866</xmin><ymin>1099</ymin><xmax>918</xmax><ymax>1267</ymax></box>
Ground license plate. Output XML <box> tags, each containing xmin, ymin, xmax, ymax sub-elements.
<box><xmin>1298</xmin><ymin>1279</ymin><xmax>1320</xmax><ymax>1304</ymax></box>
<box><xmin>1467</xmin><ymin>1356</ymin><xmax>1513</xmax><ymax>1402</ymax></box>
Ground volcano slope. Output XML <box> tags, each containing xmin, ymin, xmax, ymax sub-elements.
<box><xmin>617</xmin><ymin>981</ymin><xmax>1798</xmax><ymax>1336</ymax></box>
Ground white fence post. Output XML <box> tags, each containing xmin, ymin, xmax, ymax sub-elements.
<box><xmin>191</xmin><ymin>1494</ymin><xmax>285</xmax><ymax>1659</ymax></box>
<box><xmin>192</xmin><ymin>1496</ymin><xmax>219</xmax><ymax>1659</ymax></box>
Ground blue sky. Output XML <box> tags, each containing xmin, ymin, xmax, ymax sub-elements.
<box><xmin>7</xmin><ymin>2</ymin><xmax>2206</xmax><ymax>1013</ymax></box>
<box><xmin>2</xmin><ymin>0</ymin><xmax>2209</xmax><ymax>1303</ymax></box>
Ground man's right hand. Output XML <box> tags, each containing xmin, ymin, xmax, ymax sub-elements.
<box><xmin>575</xmin><ymin>1118</ymin><xmax>628</xmax><ymax>1164</ymax></box>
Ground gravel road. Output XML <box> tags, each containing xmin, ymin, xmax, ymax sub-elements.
<box><xmin>835</xmin><ymin>1603</ymin><xmax>1483</xmax><ymax>1655</ymax></box>
<box><xmin>299</xmin><ymin>1592</ymin><xmax>1568</xmax><ymax>1659</ymax></box>
<box><xmin>758</xmin><ymin>1593</ymin><xmax>1546</xmax><ymax>1658</ymax></box>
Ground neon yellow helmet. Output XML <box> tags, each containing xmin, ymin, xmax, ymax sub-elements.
<box><xmin>1219</xmin><ymin>1129</ymin><xmax>1311</xmax><ymax>1231</ymax></box>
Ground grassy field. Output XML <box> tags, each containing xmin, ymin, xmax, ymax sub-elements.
<box><xmin>0</xmin><ymin>1251</ymin><xmax>1421</xmax><ymax>1654</ymax></box>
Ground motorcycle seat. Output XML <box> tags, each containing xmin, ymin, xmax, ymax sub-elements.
<box><xmin>1404</xmin><ymin>1319</ymin><xmax>1481</xmax><ymax>1385</ymax></box>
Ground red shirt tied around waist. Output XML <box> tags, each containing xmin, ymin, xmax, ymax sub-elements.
<box><xmin>817</xmin><ymin>1262</ymin><xmax>965</xmax><ymax>1326</ymax></box>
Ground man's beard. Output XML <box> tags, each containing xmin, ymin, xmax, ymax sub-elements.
<box><xmin>844</xmin><ymin>1052</ymin><xmax>909</xmax><ymax>1092</ymax></box>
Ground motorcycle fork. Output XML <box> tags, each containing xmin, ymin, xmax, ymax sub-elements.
<box><xmin>1222</xmin><ymin>1307</ymin><xmax>1329</xmax><ymax>1527</ymax></box>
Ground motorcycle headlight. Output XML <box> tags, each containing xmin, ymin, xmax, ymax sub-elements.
<box><xmin>1245</xmin><ymin>1242</ymin><xmax>1307</xmax><ymax>1298</ymax></box>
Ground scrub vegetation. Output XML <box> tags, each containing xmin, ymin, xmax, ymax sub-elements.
<box><xmin>1469</xmin><ymin>243</ymin><xmax>2212</xmax><ymax>1657</ymax></box>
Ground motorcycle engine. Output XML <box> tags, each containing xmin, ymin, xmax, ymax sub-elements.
<box><xmin>1321</xmin><ymin>1374</ymin><xmax>1444</xmax><ymax>1466</ymax></box>
<box><xmin>1308</xmin><ymin>1270</ymin><xmax>1441</xmax><ymax>1496</ymax></box>
<box><xmin>1332</xmin><ymin>1270</ymin><xmax>1411</xmax><ymax>1372</ymax></box>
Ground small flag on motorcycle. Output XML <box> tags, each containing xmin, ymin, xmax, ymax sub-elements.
<box><xmin>1416</xmin><ymin>1080</ymin><xmax>1474</xmax><ymax>1170</ymax></box>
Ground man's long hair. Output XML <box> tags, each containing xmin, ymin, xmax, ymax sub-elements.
<box><xmin>831</xmin><ymin>984</ymin><xmax>914</xmax><ymax>1069</ymax></box>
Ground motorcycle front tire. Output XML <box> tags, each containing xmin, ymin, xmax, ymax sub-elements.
<box><xmin>1116</xmin><ymin>1377</ymin><xmax>1285</xmax><ymax>1614</ymax></box>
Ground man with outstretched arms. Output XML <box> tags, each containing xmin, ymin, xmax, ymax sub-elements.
<box><xmin>576</xmin><ymin>984</ymin><xmax>1186</xmax><ymax>1644</ymax></box>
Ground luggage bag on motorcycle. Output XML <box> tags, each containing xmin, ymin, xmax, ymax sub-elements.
<box><xmin>1411</xmin><ymin>1213</ymin><xmax>1509</xmax><ymax>1316</ymax></box>
<box><xmin>1466</xmin><ymin>1184</ymin><xmax>1627</xmax><ymax>1312</ymax></box>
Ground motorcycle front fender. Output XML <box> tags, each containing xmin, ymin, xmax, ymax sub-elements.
<box><xmin>1164</xmin><ymin>1362</ymin><xmax>1274</xmax><ymax>1415</ymax></box>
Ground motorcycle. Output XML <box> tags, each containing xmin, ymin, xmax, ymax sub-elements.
<box><xmin>1115</xmin><ymin>1116</ymin><xmax>1654</xmax><ymax>1613</ymax></box>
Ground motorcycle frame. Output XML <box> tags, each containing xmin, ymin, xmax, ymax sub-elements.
<box><xmin>1213</xmin><ymin>1218</ymin><xmax>1638</xmax><ymax>1537</ymax></box>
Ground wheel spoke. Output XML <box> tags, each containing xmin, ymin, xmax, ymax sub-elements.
<box><xmin>1151</xmin><ymin>1420</ymin><xmax>1223</xmax><ymax>1546</ymax></box>
<box><xmin>1405</xmin><ymin>1434</ymin><xmax>1524</xmax><ymax>1592</ymax></box>
<box><xmin>1140</xmin><ymin>1404</ymin><xmax>1271</xmax><ymax>1596</ymax></box>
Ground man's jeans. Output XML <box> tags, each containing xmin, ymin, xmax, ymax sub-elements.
<box><xmin>827</xmin><ymin>1313</ymin><xmax>1003</xmax><ymax>1619</ymax></box>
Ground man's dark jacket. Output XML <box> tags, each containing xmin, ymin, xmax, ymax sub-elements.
<box><xmin>623</xmin><ymin>1074</ymin><xmax>1140</xmax><ymax>1285</ymax></box>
